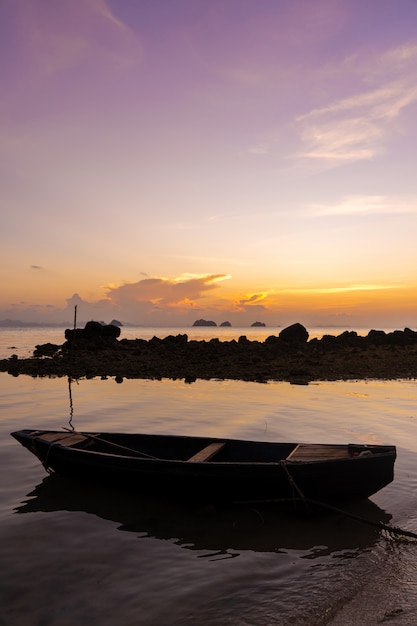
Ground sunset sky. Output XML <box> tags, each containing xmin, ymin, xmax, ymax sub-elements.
<box><xmin>2</xmin><ymin>0</ymin><xmax>417</xmax><ymax>329</ymax></box>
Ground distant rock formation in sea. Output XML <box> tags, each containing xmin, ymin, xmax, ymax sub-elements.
<box><xmin>251</xmin><ymin>321</ymin><xmax>266</xmax><ymax>327</ymax></box>
<box><xmin>220</xmin><ymin>321</ymin><xmax>232</xmax><ymax>327</ymax></box>
<box><xmin>110</xmin><ymin>319</ymin><xmax>123</xmax><ymax>327</ymax></box>
<box><xmin>192</xmin><ymin>319</ymin><xmax>217</xmax><ymax>327</ymax></box>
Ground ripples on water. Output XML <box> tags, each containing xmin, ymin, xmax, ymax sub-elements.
<box><xmin>1</xmin><ymin>364</ymin><xmax>417</xmax><ymax>623</ymax></box>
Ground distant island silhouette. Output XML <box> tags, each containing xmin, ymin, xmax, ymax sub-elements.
<box><xmin>192</xmin><ymin>319</ymin><xmax>266</xmax><ymax>327</ymax></box>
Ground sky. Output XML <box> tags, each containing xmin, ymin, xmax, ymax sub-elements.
<box><xmin>2</xmin><ymin>0</ymin><xmax>417</xmax><ymax>329</ymax></box>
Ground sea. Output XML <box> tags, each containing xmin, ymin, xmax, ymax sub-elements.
<box><xmin>1</xmin><ymin>326</ymin><xmax>417</xmax><ymax>625</ymax></box>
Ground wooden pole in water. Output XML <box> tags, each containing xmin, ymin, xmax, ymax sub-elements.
<box><xmin>68</xmin><ymin>305</ymin><xmax>77</xmax><ymax>430</ymax></box>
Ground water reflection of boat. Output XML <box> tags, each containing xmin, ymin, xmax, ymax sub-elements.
<box><xmin>11</xmin><ymin>429</ymin><xmax>396</xmax><ymax>502</ymax></box>
<box><xmin>15</xmin><ymin>474</ymin><xmax>392</xmax><ymax>558</ymax></box>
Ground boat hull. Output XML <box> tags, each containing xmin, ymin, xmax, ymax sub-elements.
<box><xmin>11</xmin><ymin>430</ymin><xmax>396</xmax><ymax>503</ymax></box>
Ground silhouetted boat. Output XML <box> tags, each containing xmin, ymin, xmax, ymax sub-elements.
<box><xmin>11</xmin><ymin>430</ymin><xmax>396</xmax><ymax>502</ymax></box>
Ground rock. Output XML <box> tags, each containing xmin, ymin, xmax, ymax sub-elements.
<box><xmin>265</xmin><ymin>335</ymin><xmax>280</xmax><ymax>345</ymax></box>
<box><xmin>386</xmin><ymin>328</ymin><xmax>417</xmax><ymax>345</ymax></box>
<box><xmin>367</xmin><ymin>329</ymin><xmax>387</xmax><ymax>345</ymax></box>
<box><xmin>251</xmin><ymin>321</ymin><xmax>266</xmax><ymax>327</ymax></box>
<box><xmin>220</xmin><ymin>321</ymin><xmax>232</xmax><ymax>327</ymax></box>
<box><xmin>335</xmin><ymin>330</ymin><xmax>362</xmax><ymax>347</ymax></box>
<box><xmin>162</xmin><ymin>334</ymin><xmax>188</xmax><ymax>345</ymax></box>
<box><xmin>64</xmin><ymin>321</ymin><xmax>121</xmax><ymax>348</ymax></box>
<box><xmin>192</xmin><ymin>319</ymin><xmax>217</xmax><ymax>327</ymax></box>
<box><xmin>101</xmin><ymin>324</ymin><xmax>121</xmax><ymax>339</ymax></box>
<box><xmin>33</xmin><ymin>343</ymin><xmax>61</xmax><ymax>357</ymax></box>
<box><xmin>366</xmin><ymin>328</ymin><xmax>417</xmax><ymax>347</ymax></box>
<box><xmin>279</xmin><ymin>323</ymin><xmax>309</xmax><ymax>344</ymax></box>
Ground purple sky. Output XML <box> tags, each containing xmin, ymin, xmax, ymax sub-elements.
<box><xmin>2</xmin><ymin>0</ymin><xmax>417</xmax><ymax>328</ymax></box>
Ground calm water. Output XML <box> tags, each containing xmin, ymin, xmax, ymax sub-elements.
<box><xmin>1</xmin><ymin>328</ymin><xmax>417</xmax><ymax>624</ymax></box>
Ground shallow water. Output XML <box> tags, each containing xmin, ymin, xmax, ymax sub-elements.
<box><xmin>2</xmin><ymin>373</ymin><xmax>417</xmax><ymax>624</ymax></box>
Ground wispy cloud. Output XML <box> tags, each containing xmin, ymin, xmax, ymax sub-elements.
<box><xmin>171</xmin><ymin>253</ymin><xmax>249</xmax><ymax>267</ymax></box>
<box><xmin>9</xmin><ymin>0</ymin><xmax>142</xmax><ymax>80</ymax></box>
<box><xmin>297</xmin><ymin>82</ymin><xmax>417</xmax><ymax>122</ymax></box>
<box><xmin>296</xmin><ymin>82</ymin><xmax>417</xmax><ymax>164</ymax></box>
<box><xmin>275</xmin><ymin>284</ymin><xmax>398</xmax><ymax>295</ymax></box>
<box><xmin>307</xmin><ymin>195</ymin><xmax>417</xmax><ymax>217</ymax></box>
<box><xmin>238</xmin><ymin>293</ymin><xmax>267</xmax><ymax>306</ymax></box>
<box><xmin>295</xmin><ymin>42</ymin><xmax>417</xmax><ymax>166</ymax></box>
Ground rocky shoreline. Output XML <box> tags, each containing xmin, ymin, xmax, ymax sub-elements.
<box><xmin>1</xmin><ymin>322</ymin><xmax>417</xmax><ymax>383</ymax></box>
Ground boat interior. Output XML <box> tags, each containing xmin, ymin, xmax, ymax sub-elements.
<box><xmin>27</xmin><ymin>431</ymin><xmax>381</xmax><ymax>464</ymax></box>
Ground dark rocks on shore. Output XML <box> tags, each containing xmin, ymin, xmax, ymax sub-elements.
<box><xmin>64</xmin><ymin>320</ymin><xmax>121</xmax><ymax>347</ymax></box>
<box><xmin>2</xmin><ymin>323</ymin><xmax>417</xmax><ymax>383</ymax></box>
<box><xmin>279</xmin><ymin>322</ymin><xmax>309</xmax><ymax>344</ymax></box>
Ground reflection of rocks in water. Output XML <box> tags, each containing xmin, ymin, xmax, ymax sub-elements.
<box><xmin>16</xmin><ymin>474</ymin><xmax>391</xmax><ymax>559</ymax></box>
<box><xmin>2</xmin><ymin>323</ymin><xmax>417</xmax><ymax>382</ymax></box>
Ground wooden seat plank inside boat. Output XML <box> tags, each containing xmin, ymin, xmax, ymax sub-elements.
<box><xmin>188</xmin><ymin>442</ymin><xmax>225</xmax><ymax>463</ymax></box>
<box><xmin>286</xmin><ymin>444</ymin><xmax>349</xmax><ymax>462</ymax></box>
<box><xmin>36</xmin><ymin>432</ymin><xmax>91</xmax><ymax>447</ymax></box>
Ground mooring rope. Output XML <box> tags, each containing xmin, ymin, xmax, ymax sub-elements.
<box><xmin>61</xmin><ymin>427</ymin><xmax>159</xmax><ymax>459</ymax></box>
<box><xmin>303</xmin><ymin>498</ymin><xmax>417</xmax><ymax>540</ymax></box>
<box><xmin>33</xmin><ymin>439</ymin><xmax>60</xmax><ymax>474</ymax></box>
<box><xmin>235</xmin><ymin>495</ymin><xmax>417</xmax><ymax>540</ymax></box>
<box><xmin>237</xmin><ymin>461</ymin><xmax>417</xmax><ymax>542</ymax></box>
<box><xmin>279</xmin><ymin>459</ymin><xmax>308</xmax><ymax>504</ymax></box>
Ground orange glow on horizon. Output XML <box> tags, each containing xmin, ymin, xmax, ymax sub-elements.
<box><xmin>209</xmin><ymin>282</ymin><xmax>417</xmax><ymax>317</ymax></box>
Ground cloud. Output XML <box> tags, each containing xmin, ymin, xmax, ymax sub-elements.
<box><xmin>295</xmin><ymin>83</ymin><xmax>416</xmax><ymax>163</ymax></box>
<box><xmin>0</xmin><ymin>275</ymin><xmax>234</xmax><ymax>325</ymax></box>
<box><xmin>307</xmin><ymin>195</ymin><xmax>417</xmax><ymax>217</ymax></box>
<box><xmin>297</xmin><ymin>82</ymin><xmax>417</xmax><ymax>122</ymax></box>
<box><xmin>274</xmin><ymin>284</ymin><xmax>398</xmax><ymax>295</ymax></box>
<box><xmin>7</xmin><ymin>0</ymin><xmax>142</xmax><ymax>80</ymax></box>
<box><xmin>106</xmin><ymin>274</ymin><xmax>230</xmax><ymax>309</ymax></box>
<box><xmin>295</xmin><ymin>42</ymin><xmax>417</xmax><ymax>166</ymax></box>
<box><xmin>30</xmin><ymin>265</ymin><xmax>43</xmax><ymax>270</ymax></box>
<box><xmin>237</xmin><ymin>293</ymin><xmax>267</xmax><ymax>307</ymax></box>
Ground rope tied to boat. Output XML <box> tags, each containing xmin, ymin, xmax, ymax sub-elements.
<box><xmin>61</xmin><ymin>428</ymin><xmax>159</xmax><ymax>459</ymax></box>
<box><xmin>275</xmin><ymin>459</ymin><xmax>417</xmax><ymax>540</ymax></box>
<box><xmin>279</xmin><ymin>460</ymin><xmax>308</xmax><ymax>507</ymax></box>
<box><xmin>31</xmin><ymin>438</ymin><xmax>58</xmax><ymax>475</ymax></box>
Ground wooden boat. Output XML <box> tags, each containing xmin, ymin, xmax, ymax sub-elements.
<box><xmin>11</xmin><ymin>429</ymin><xmax>396</xmax><ymax>503</ymax></box>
